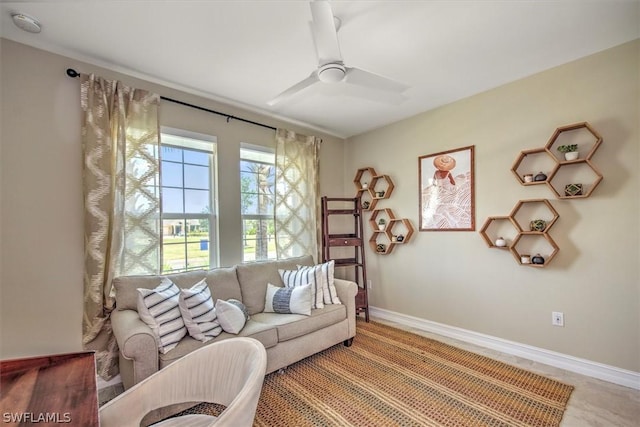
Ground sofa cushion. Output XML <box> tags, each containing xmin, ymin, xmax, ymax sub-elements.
<box><xmin>216</xmin><ymin>299</ymin><xmax>249</xmax><ymax>334</ymax></box>
<box><xmin>136</xmin><ymin>278</ymin><xmax>187</xmax><ymax>354</ymax></box>
<box><xmin>236</xmin><ymin>255</ymin><xmax>314</xmax><ymax>315</ymax></box>
<box><xmin>159</xmin><ymin>320</ymin><xmax>278</xmax><ymax>367</ymax></box>
<box><xmin>204</xmin><ymin>266</ymin><xmax>243</xmax><ymax>302</ymax></box>
<box><xmin>251</xmin><ymin>303</ymin><xmax>346</xmax><ymax>342</ymax></box>
<box><xmin>114</xmin><ymin>270</ymin><xmax>206</xmax><ymax>311</ymax></box>
<box><xmin>178</xmin><ymin>279</ymin><xmax>222</xmax><ymax>342</ymax></box>
<box><xmin>264</xmin><ymin>283</ymin><xmax>312</xmax><ymax>315</ymax></box>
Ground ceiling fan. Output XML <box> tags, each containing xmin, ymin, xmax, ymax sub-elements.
<box><xmin>267</xmin><ymin>0</ymin><xmax>409</xmax><ymax>106</ymax></box>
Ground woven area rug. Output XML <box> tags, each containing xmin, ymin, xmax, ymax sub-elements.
<box><xmin>179</xmin><ymin>320</ymin><xmax>574</xmax><ymax>426</ymax></box>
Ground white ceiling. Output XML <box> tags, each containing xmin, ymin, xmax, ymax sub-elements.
<box><xmin>1</xmin><ymin>1</ymin><xmax>638</xmax><ymax>138</ymax></box>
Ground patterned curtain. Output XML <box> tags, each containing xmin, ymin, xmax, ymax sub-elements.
<box><xmin>274</xmin><ymin>129</ymin><xmax>321</xmax><ymax>261</ymax></box>
<box><xmin>81</xmin><ymin>74</ymin><xmax>160</xmax><ymax>380</ymax></box>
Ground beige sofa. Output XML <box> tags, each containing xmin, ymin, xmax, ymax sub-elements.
<box><xmin>111</xmin><ymin>255</ymin><xmax>358</xmax><ymax>390</ymax></box>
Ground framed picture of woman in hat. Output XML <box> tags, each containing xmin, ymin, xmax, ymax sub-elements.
<box><xmin>418</xmin><ymin>145</ymin><xmax>475</xmax><ymax>231</ymax></box>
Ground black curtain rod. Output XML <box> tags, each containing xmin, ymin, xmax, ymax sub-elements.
<box><xmin>66</xmin><ymin>68</ymin><xmax>277</xmax><ymax>132</ymax></box>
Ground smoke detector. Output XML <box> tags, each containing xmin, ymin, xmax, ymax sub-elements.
<box><xmin>11</xmin><ymin>13</ymin><xmax>41</xmax><ymax>34</ymax></box>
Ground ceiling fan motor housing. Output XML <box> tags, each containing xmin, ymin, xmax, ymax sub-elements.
<box><xmin>318</xmin><ymin>62</ymin><xmax>346</xmax><ymax>83</ymax></box>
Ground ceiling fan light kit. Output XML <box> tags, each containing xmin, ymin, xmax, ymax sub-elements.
<box><xmin>318</xmin><ymin>62</ymin><xmax>346</xmax><ymax>83</ymax></box>
<box><xmin>11</xmin><ymin>13</ymin><xmax>41</xmax><ymax>33</ymax></box>
<box><xmin>267</xmin><ymin>1</ymin><xmax>408</xmax><ymax>106</ymax></box>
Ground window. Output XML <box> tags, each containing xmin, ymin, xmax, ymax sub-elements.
<box><xmin>240</xmin><ymin>146</ymin><xmax>276</xmax><ymax>262</ymax></box>
<box><xmin>161</xmin><ymin>130</ymin><xmax>218</xmax><ymax>273</ymax></box>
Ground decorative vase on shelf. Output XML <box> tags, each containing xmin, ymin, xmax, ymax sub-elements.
<box><xmin>362</xmin><ymin>182</ymin><xmax>369</xmax><ymax>190</ymax></box>
<box><xmin>557</xmin><ymin>144</ymin><xmax>579</xmax><ymax>161</ymax></box>
<box><xmin>396</xmin><ymin>234</ymin><xmax>404</xmax><ymax>242</ymax></box>
<box><xmin>362</xmin><ymin>201</ymin><xmax>370</xmax><ymax>209</ymax></box>
<box><xmin>495</xmin><ymin>237</ymin><xmax>507</xmax><ymax>247</ymax></box>
<box><xmin>532</xmin><ymin>254</ymin><xmax>545</xmax><ymax>265</ymax></box>
<box><xmin>521</xmin><ymin>254</ymin><xmax>531</xmax><ymax>264</ymax></box>
<box><xmin>523</xmin><ymin>174</ymin><xmax>533</xmax><ymax>183</ymax></box>
<box><xmin>534</xmin><ymin>172</ymin><xmax>547</xmax><ymax>182</ymax></box>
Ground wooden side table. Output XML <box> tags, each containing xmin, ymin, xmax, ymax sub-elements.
<box><xmin>0</xmin><ymin>351</ymin><xmax>99</xmax><ymax>426</ymax></box>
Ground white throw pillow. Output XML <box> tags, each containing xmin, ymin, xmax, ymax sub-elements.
<box><xmin>264</xmin><ymin>283</ymin><xmax>312</xmax><ymax>316</ymax></box>
<box><xmin>137</xmin><ymin>278</ymin><xmax>187</xmax><ymax>354</ymax></box>
<box><xmin>215</xmin><ymin>299</ymin><xmax>249</xmax><ymax>334</ymax></box>
<box><xmin>279</xmin><ymin>267</ymin><xmax>324</xmax><ymax>309</ymax></box>
<box><xmin>298</xmin><ymin>260</ymin><xmax>341</xmax><ymax>305</ymax></box>
<box><xmin>178</xmin><ymin>279</ymin><xmax>222</xmax><ymax>342</ymax></box>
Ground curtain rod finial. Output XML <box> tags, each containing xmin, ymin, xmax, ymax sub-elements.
<box><xmin>66</xmin><ymin>68</ymin><xmax>80</xmax><ymax>78</ymax></box>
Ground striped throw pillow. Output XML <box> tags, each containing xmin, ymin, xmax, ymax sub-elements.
<box><xmin>137</xmin><ymin>278</ymin><xmax>187</xmax><ymax>354</ymax></box>
<box><xmin>178</xmin><ymin>279</ymin><xmax>222</xmax><ymax>342</ymax></box>
<box><xmin>279</xmin><ymin>267</ymin><xmax>324</xmax><ymax>309</ymax></box>
<box><xmin>298</xmin><ymin>260</ymin><xmax>341</xmax><ymax>305</ymax></box>
<box><xmin>264</xmin><ymin>283</ymin><xmax>312</xmax><ymax>315</ymax></box>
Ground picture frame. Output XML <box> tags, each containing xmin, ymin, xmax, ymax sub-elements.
<box><xmin>418</xmin><ymin>145</ymin><xmax>475</xmax><ymax>231</ymax></box>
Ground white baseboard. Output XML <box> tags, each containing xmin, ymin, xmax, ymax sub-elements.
<box><xmin>369</xmin><ymin>306</ymin><xmax>640</xmax><ymax>391</ymax></box>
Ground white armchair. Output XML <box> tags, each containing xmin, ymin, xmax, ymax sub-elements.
<box><xmin>99</xmin><ymin>338</ymin><xmax>267</xmax><ymax>427</ymax></box>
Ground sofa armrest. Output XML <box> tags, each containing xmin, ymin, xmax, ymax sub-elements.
<box><xmin>111</xmin><ymin>309</ymin><xmax>159</xmax><ymax>389</ymax></box>
<box><xmin>333</xmin><ymin>278</ymin><xmax>358</xmax><ymax>339</ymax></box>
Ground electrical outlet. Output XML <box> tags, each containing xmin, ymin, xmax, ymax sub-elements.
<box><xmin>552</xmin><ymin>311</ymin><xmax>564</xmax><ymax>327</ymax></box>
<box><xmin>367</xmin><ymin>279</ymin><xmax>372</xmax><ymax>289</ymax></box>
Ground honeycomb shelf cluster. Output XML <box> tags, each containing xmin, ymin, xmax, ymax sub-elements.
<box><xmin>481</xmin><ymin>122</ymin><xmax>604</xmax><ymax>268</ymax></box>
<box><xmin>480</xmin><ymin>199</ymin><xmax>560</xmax><ymax>268</ymax></box>
<box><xmin>510</xmin><ymin>122</ymin><xmax>603</xmax><ymax>199</ymax></box>
<box><xmin>354</xmin><ymin>167</ymin><xmax>414</xmax><ymax>255</ymax></box>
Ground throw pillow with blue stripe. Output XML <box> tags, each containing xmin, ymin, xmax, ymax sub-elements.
<box><xmin>279</xmin><ymin>267</ymin><xmax>324</xmax><ymax>309</ymax></box>
<box><xmin>178</xmin><ymin>279</ymin><xmax>222</xmax><ymax>342</ymax></box>
<box><xmin>264</xmin><ymin>283</ymin><xmax>312</xmax><ymax>315</ymax></box>
<box><xmin>137</xmin><ymin>278</ymin><xmax>187</xmax><ymax>354</ymax></box>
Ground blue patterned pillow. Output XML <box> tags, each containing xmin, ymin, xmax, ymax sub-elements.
<box><xmin>264</xmin><ymin>283</ymin><xmax>312</xmax><ymax>315</ymax></box>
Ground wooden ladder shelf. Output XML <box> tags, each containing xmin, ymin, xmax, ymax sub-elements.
<box><xmin>321</xmin><ymin>196</ymin><xmax>369</xmax><ymax>321</ymax></box>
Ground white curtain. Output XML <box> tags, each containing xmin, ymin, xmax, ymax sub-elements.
<box><xmin>81</xmin><ymin>74</ymin><xmax>160</xmax><ymax>379</ymax></box>
<box><xmin>274</xmin><ymin>129</ymin><xmax>321</xmax><ymax>261</ymax></box>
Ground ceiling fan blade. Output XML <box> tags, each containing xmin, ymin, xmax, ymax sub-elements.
<box><xmin>340</xmin><ymin>84</ymin><xmax>408</xmax><ymax>105</ymax></box>
<box><xmin>345</xmin><ymin>67</ymin><xmax>409</xmax><ymax>93</ymax></box>
<box><xmin>267</xmin><ymin>73</ymin><xmax>319</xmax><ymax>106</ymax></box>
<box><xmin>310</xmin><ymin>1</ymin><xmax>342</xmax><ymax>64</ymax></box>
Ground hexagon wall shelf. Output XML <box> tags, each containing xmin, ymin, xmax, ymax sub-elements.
<box><xmin>512</xmin><ymin>122</ymin><xmax>604</xmax><ymax>200</ymax></box>
<box><xmin>483</xmin><ymin>122</ymin><xmax>604</xmax><ymax>267</ymax></box>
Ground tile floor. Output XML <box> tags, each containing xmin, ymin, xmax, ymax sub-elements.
<box><xmin>99</xmin><ymin>318</ymin><xmax>640</xmax><ymax>426</ymax></box>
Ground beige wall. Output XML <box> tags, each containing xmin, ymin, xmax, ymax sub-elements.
<box><xmin>346</xmin><ymin>40</ymin><xmax>640</xmax><ymax>372</ymax></box>
<box><xmin>2</xmin><ymin>37</ymin><xmax>638</xmax><ymax>374</ymax></box>
<box><xmin>0</xmin><ymin>39</ymin><xmax>346</xmax><ymax>358</ymax></box>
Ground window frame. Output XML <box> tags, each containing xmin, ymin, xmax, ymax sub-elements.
<box><xmin>160</xmin><ymin>128</ymin><xmax>219</xmax><ymax>273</ymax></box>
<box><xmin>240</xmin><ymin>144</ymin><xmax>276</xmax><ymax>262</ymax></box>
